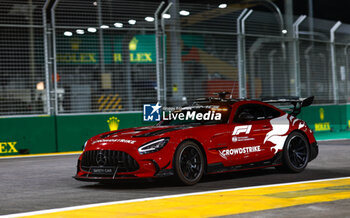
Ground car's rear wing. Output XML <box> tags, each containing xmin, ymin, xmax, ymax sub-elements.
<box><xmin>261</xmin><ymin>96</ymin><xmax>314</xmax><ymax>116</ymax></box>
<box><xmin>194</xmin><ymin>93</ymin><xmax>314</xmax><ymax>116</ymax></box>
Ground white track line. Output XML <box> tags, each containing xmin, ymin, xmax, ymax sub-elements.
<box><xmin>2</xmin><ymin>176</ymin><xmax>350</xmax><ymax>218</ymax></box>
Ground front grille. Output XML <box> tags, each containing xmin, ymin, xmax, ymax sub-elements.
<box><xmin>81</xmin><ymin>150</ymin><xmax>139</xmax><ymax>173</ymax></box>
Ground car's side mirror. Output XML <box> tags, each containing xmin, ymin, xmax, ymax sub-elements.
<box><xmin>238</xmin><ymin>112</ymin><xmax>255</xmax><ymax>122</ymax></box>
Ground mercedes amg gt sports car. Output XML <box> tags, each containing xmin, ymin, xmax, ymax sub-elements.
<box><xmin>74</xmin><ymin>94</ymin><xmax>318</xmax><ymax>185</ymax></box>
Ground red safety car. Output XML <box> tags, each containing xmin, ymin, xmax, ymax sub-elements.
<box><xmin>74</xmin><ymin>94</ymin><xmax>318</xmax><ymax>185</ymax></box>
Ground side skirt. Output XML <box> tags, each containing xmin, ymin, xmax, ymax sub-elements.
<box><xmin>207</xmin><ymin>152</ymin><xmax>283</xmax><ymax>174</ymax></box>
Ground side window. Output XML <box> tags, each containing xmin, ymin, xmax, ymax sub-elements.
<box><xmin>234</xmin><ymin>104</ymin><xmax>265</xmax><ymax>122</ymax></box>
<box><xmin>263</xmin><ymin>105</ymin><xmax>281</xmax><ymax>119</ymax></box>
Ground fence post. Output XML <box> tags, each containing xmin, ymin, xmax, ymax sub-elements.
<box><xmin>304</xmin><ymin>45</ymin><xmax>313</xmax><ymax>96</ymax></box>
<box><xmin>268</xmin><ymin>49</ymin><xmax>277</xmax><ymax>96</ymax></box>
<box><xmin>155</xmin><ymin>2</ymin><xmax>165</xmax><ymax>105</ymax></box>
<box><xmin>292</xmin><ymin>15</ymin><xmax>306</xmax><ymax>97</ymax></box>
<box><xmin>330</xmin><ymin>21</ymin><xmax>342</xmax><ymax>104</ymax></box>
<box><xmin>236</xmin><ymin>9</ymin><xmax>252</xmax><ymax>99</ymax></box>
<box><xmin>345</xmin><ymin>44</ymin><xmax>350</xmax><ymax>102</ymax></box>
<box><xmin>51</xmin><ymin>0</ymin><xmax>60</xmax><ymax>115</ymax></box>
<box><xmin>155</xmin><ymin>2</ymin><xmax>172</xmax><ymax>107</ymax></box>
<box><xmin>42</xmin><ymin>0</ymin><xmax>51</xmax><ymax>115</ymax></box>
<box><xmin>97</xmin><ymin>0</ymin><xmax>105</xmax><ymax>76</ymax></box>
<box><xmin>160</xmin><ymin>3</ymin><xmax>172</xmax><ymax>107</ymax></box>
<box><xmin>235</xmin><ymin>9</ymin><xmax>247</xmax><ymax>98</ymax></box>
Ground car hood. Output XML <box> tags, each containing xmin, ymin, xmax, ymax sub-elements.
<box><xmin>87</xmin><ymin>125</ymin><xmax>193</xmax><ymax>149</ymax></box>
<box><xmin>105</xmin><ymin>125</ymin><xmax>193</xmax><ymax>138</ymax></box>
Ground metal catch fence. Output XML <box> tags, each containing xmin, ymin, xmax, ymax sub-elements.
<box><xmin>1</xmin><ymin>0</ymin><xmax>350</xmax><ymax>117</ymax></box>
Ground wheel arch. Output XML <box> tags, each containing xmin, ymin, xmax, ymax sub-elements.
<box><xmin>290</xmin><ymin>129</ymin><xmax>311</xmax><ymax>145</ymax></box>
<box><xmin>174</xmin><ymin>138</ymin><xmax>208</xmax><ymax>173</ymax></box>
<box><xmin>289</xmin><ymin>129</ymin><xmax>312</xmax><ymax>161</ymax></box>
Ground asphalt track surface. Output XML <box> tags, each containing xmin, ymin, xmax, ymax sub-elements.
<box><xmin>1</xmin><ymin>140</ymin><xmax>350</xmax><ymax>216</ymax></box>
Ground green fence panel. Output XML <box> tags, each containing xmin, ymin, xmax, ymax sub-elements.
<box><xmin>299</xmin><ymin>105</ymin><xmax>346</xmax><ymax>132</ymax></box>
<box><xmin>0</xmin><ymin>116</ymin><xmax>56</xmax><ymax>156</ymax></box>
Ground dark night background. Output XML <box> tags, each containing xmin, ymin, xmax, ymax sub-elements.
<box><xmin>179</xmin><ymin>0</ymin><xmax>350</xmax><ymax>23</ymax></box>
<box><xmin>278</xmin><ymin>0</ymin><xmax>350</xmax><ymax>23</ymax></box>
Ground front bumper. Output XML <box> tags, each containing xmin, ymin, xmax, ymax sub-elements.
<box><xmin>74</xmin><ymin>150</ymin><xmax>174</xmax><ymax>181</ymax></box>
<box><xmin>74</xmin><ymin>169</ymin><xmax>174</xmax><ymax>182</ymax></box>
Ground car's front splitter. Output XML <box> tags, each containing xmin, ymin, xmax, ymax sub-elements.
<box><xmin>75</xmin><ymin>158</ymin><xmax>174</xmax><ymax>181</ymax></box>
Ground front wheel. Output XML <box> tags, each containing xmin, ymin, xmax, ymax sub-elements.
<box><xmin>174</xmin><ymin>141</ymin><xmax>204</xmax><ymax>185</ymax></box>
<box><xmin>277</xmin><ymin>132</ymin><xmax>310</xmax><ymax>173</ymax></box>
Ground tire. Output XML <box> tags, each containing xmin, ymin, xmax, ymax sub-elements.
<box><xmin>174</xmin><ymin>141</ymin><xmax>204</xmax><ymax>185</ymax></box>
<box><xmin>277</xmin><ymin>132</ymin><xmax>310</xmax><ymax>173</ymax></box>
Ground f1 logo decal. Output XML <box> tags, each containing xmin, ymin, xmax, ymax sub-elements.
<box><xmin>232</xmin><ymin>125</ymin><xmax>252</xmax><ymax>135</ymax></box>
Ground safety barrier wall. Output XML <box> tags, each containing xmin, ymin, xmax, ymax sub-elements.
<box><xmin>1</xmin><ymin>105</ymin><xmax>350</xmax><ymax>156</ymax></box>
<box><xmin>0</xmin><ymin>116</ymin><xmax>56</xmax><ymax>155</ymax></box>
<box><xmin>0</xmin><ymin>113</ymin><xmax>153</xmax><ymax>156</ymax></box>
<box><xmin>299</xmin><ymin>104</ymin><xmax>349</xmax><ymax>132</ymax></box>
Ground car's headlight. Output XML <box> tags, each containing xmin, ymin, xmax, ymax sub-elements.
<box><xmin>83</xmin><ymin>140</ymin><xmax>88</xmax><ymax>151</ymax></box>
<box><xmin>138</xmin><ymin>138</ymin><xmax>169</xmax><ymax>155</ymax></box>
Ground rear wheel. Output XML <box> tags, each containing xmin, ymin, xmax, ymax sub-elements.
<box><xmin>277</xmin><ymin>132</ymin><xmax>310</xmax><ymax>173</ymax></box>
<box><xmin>174</xmin><ymin>141</ymin><xmax>204</xmax><ymax>185</ymax></box>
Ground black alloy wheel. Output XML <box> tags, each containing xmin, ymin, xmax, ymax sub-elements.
<box><xmin>278</xmin><ymin>132</ymin><xmax>310</xmax><ymax>173</ymax></box>
<box><xmin>288</xmin><ymin>136</ymin><xmax>308</xmax><ymax>168</ymax></box>
<box><xmin>174</xmin><ymin>141</ymin><xmax>204</xmax><ymax>185</ymax></box>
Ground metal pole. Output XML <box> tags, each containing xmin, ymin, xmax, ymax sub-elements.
<box><xmin>42</xmin><ymin>0</ymin><xmax>51</xmax><ymax>115</ymax></box>
<box><xmin>249</xmin><ymin>38</ymin><xmax>276</xmax><ymax>99</ymax></box>
<box><xmin>169</xmin><ymin>0</ymin><xmax>184</xmax><ymax>105</ymax></box>
<box><xmin>161</xmin><ymin>3</ymin><xmax>172</xmax><ymax>107</ymax></box>
<box><xmin>235</xmin><ymin>9</ymin><xmax>248</xmax><ymax>99</ymax></box>
<box><xmin>293</xmin><ymin>15</ymin><xmax>307</xmax><ymax>38</ymax></box>
<box><xmin>154</xmin><ymin>2</ymin><xmax>165</xmax><ymax>104</ymax></box>
<box><xmin>308</xmin><ymin>0</ymin><xmax>314</xmax><ymax>40</ymax></box>
<box><xmin>51</xmin><ymin>0</ymin><xmax>60</xmax><ymax>115</ymax></box>
<box><xmin>28</xmin><ymin>0</ymin><xmax>36</xmax><ymax>100</ymax></box>
<box><xmin>262</xmin><ymin>0</ymin><xmax>286</xmax><ymax>33</ymax></box>
<box><xmin>330</xmin><ymin>21</ymin><xmax>342</xmax><ymax>104</ymax></box>
<box><xmin>254</xmin><ymin>0</ymin><xmax>287</xmax><ymax>96</ymax></box>
<box><xmin>121</xmin><ymin>33</ymin><xmax>133</xmax><ymax>110</ymax></box>
<box><xmin>292</xmin><ymin>15</ymin><xmax>307</xmax><ymax>97</ymax></box>
<box><xmin>97</xmin><ymin>0</ymin><xmax>105</xmax><ymax>75</ymax></box>
<box><xmin>241</xmin><ymin>10</ymin><xmax>253</xmax><ymax>35</ymax></box>
<box><xmin>284</xmin><ymin>0</ymin><xmax>293</xmax><ymax>96</ymax></box>
<box><xmin>240</xmin><ymin>9</ymin><xmax>253</xmax><ymax>98</ymax></box>
<box><xmin>249</xmin><ymin>52</ymin><xmax>256</xmax><ymax>99</ymax></box>
<box><xmin>345</xmin><ymin>44</ymin><xmax>350</xmax><ymax>102</ymax></box>
<box><xmin>316</xmin><ymin>52</ymin><xmax>329</xmax><ymax>101</ymax></box>
<box><xmin>268</xmin><ymin>49</ymin><xmax>277</xmax><ymax>96</ymax></box>
<box><xmin>304</xmin><ymin>45</ymin><xmax>313</xmax><ymax>96</ymax></box>
<box><xmin>232</xmin><ymin>9</ymin><xmax>247</xmax><ymax>99</ymax></box>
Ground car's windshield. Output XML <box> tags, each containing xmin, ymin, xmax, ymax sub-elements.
<box><xmin>158</xmin><ymin>104</ymin><xmax>231</xmax><ymax>126</ymax></box>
